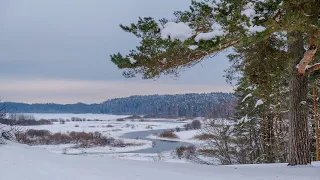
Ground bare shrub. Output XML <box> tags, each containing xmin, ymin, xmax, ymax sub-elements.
<box><xmin>176</xmin><ymin>146</ymin><xmax>196</xmax><ymax>159</ymax></box>
<box><xmin>0</xmin><ymin>104</ymin><xmax>21</xmax><ymax>144</ymax></box>
<box><xmin>199</xmin><ymin>120</ymin><xmax>238</xmax><ymax>165</ymax></box>
<box><xmin>146</xmin><ymin>125</ymin><xmax>153</xmax><ymax>129</ymax></box>
<box><xmin>198</xmin><ymin>149</ymin><xmax>219</xmax><ymax>156</ymax></box>
<box><xmin>184</xmin><ymin>123</ymin><xmax>192</xmax><ymax>131</ymax></box>
<box><xmin>0</xmin><ymin>118</ymin><xmax>52</xmax><ymax>126</ymax></box>
<box><xmin>124</xmin><ymin>115</ymin><xmax>141</xmax><ymax>119</ymax></box>
<box><xmin>191</xmin><ymin>120</ymin><xmax>201</xmax><ymax>129</ymax></box>
<box><xmin>16</xmin><ymin>130</ymin><xmax>117</xmax><ymax>148</ymax></box>
<box><xmin>193</xmin><ymin>133</ymin><xmax>216</xmax><ymax>140</ymax></box>
<box><xmin>158</xmin><ymin>130</ymin><xmax>178</xmax><ymax>139</ymax></box>
<box><xmin>25</xmin><ymin>129</ymin><xmax>51</xmax><ymax>137</ymax></box>
<box><xmin>184</xmin><ymin>120</ymin><xmax>201</xmax><ymax>130</ymax></box>
<box><xmin>62</xmin><ymin>148</ymin><xmax>68</xmax><ymax>154</ymax></box>
<box><xmin>0</xmin><ymin>125</ymin><xmax>21</xmax><ymax>144</ymax></box>
<box><xmin>152</xmin><ymin>152</ymin><xmax>164</xmax><ymax>161</ymax></box>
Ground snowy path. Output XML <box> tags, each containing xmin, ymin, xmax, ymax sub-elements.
<box><xmin>1</xmin><ymin>142</ymin><xmax>319</xmax><ymax>180</ymax></box>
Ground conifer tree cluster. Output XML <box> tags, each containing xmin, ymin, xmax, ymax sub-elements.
<box><xmin>111</xmin><ymin>0</ymin><xmax>320</xmax><ymax>165</ymax></box>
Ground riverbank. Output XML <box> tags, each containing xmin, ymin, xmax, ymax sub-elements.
<box><xmin>12</xmin><ymin>114</ymin><xmax>193</xmax><ymax>162</ymax></box>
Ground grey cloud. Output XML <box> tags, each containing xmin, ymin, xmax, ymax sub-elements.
<box><xmin>0</xmin><ymin>0</ymin><xmax>233</xmax><ymax>103</ymax></box>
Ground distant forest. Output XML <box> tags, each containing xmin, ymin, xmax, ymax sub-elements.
<box><xmin>101</xmin><ymin>93</ymin><xmax>235</xmax><ymax>118</ymax></box>
<box><xmin>1</xmin><ymin>102</ymin><xmax>101</xmax><ymax>114</ymax></box>
<box><xmin>1</xmin><ymin>93</ymin><xmax>235</xmax><ymax>118</ymax></box>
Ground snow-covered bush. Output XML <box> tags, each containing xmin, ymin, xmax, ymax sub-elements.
<box><xmin>191</xmin><ymin>120</ymin><xmax>201</xmax><ymax>129</ymax></box>
<box><xmin>175</xmin><ymin>145</ymin><xmax>196</xmax><ymax>159</ymax></box>
<box><xmin>184</xmin><ymin>120</ymin><xmax>202</xmax><ymax>130</ymax></box>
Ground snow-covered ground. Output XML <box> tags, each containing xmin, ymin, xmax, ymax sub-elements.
<box><xmin>18</xmin><ymin>119</ymin><xmax>185</xmax><ymax>137</ymax></box>
<box><xmin>15</xmin><ymin>113</ymin><xmax>129</xmax><ymax>121</ymax></box>
<box><xmin>35</xmin><ymin>138</ymin><xmax>152</xmax><ymax>155</ymax></box>
<box><xmin>148</xmin><ymin>129</ymin><xmax>202</xmax><ymax>144</ymax></box>
<box><xmin>12</xmin><ymin>113</ymin><xmax>191</xmax><ymax>161</ymax></box>
<box><xmin>105</xmin><ymin>151</ymin><xmax>190</xmax><ymax>164</ymax></box>
<box><xmin>1</xmin><ymin>142</ymin><xmax>319</xmax><ymax>180</ymax></box>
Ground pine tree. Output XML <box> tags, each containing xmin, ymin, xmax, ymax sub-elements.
<box><xmin>111</xmin><ymin>0</ymin><xmax>320</xmax><ymax>165</ymax></box>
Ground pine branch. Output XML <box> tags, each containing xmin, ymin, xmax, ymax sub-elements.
<box><xmin>297</xmin><ymin>45</ymin><xmax>317</xmax><ymax>75</ymax></box>
<box><xmin>308</xmin><ymin>63</ymin><xmax>320</xmax><ymax>73</ymax></box>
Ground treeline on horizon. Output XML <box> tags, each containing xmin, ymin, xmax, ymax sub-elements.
<box><xmin>101</xmin><ymin>93</ymin><xmax>235</xmax><ymax>118</ymax></box>
<box><xmin>1</xmin><ymin>92</ymin><xmax>236</xmax><ymax>118</ymax></box>
<box><xmin>1</xmin><ymin>102</ymin><xmax>102</xmax><ymax>114</ymax></box>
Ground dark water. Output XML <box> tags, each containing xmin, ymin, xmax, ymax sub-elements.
<box><xmin>120</xmin><ymin>129</ymin><xmax>192</xmax><ymax>153</ymax></box>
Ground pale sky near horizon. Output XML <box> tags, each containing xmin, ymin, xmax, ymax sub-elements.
<box><xmin>0</xmin><ymin>0</ymin><xmax>233</xmax><ymax>104</ymax></box>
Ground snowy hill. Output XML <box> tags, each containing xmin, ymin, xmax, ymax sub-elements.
<box><xmin>1</xmin><ymin>142</ymin><xmax>319</xmax><ymax>180</ymax></box>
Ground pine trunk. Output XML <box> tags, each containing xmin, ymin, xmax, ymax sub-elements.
<box><xmin>288</xmin><ymin>32</ymin><xmax>311</xmax><ymax>165</ymax></box>
<box><xmin>314</xmin><ymin>87</ymin><xmax>320</xmax><ymax>161</ymax></box>
<box><xmin>288</xmin><ymin>72</ymin><xmax>310</xmax><ymax>165</ymax></box>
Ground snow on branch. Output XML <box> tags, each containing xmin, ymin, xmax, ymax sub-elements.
<box><xmin>255</xmin><ymin>99</ymin><xmax>264</xmax><ymax>108</ymax></box>
<box><xmin>161</xmin><ymin>21</ymin><xmax>226</xmax><ymax>43</ymax></box>
<box><xmin>129</xmin><ymin>57</ymin><xmax>137</xmax><ymax>64</ymax></box>
<box><xmin>241</xmin><ymin>1</ymin><xmax>266</xmax><ymax>34</ymax></box>
<box><xmin>297</xmin><ymin>45</ymin><xmax>317</xmax><ymax>75</ymax></box>
<box><xmin>307</xmin><ymin>63</ymin><xmax>320</xmax><ymax>73</ymax></box>
<box><xmin>188</xmin><ymin>45</ymin><xmax>198</xmax><ymax>50</ymax></box>
<box><xmin>161</xmin><ymin>22</ymin><xmax>193</xmax><ymax>42</ymax></box>
<box><xmin>194</xmin><ymin>23</ymin><xmax>225</xmax><ymax>42</ymax></box>
<box><xmin>241</xmin><ymin>93</ymin><xmax>252</xmax><ymax>103</ymax></box>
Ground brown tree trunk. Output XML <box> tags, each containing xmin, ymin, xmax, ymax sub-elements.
<box><xmin>314</xmin><ymin>87</ymin><xmax>320</xmax><ymax>161</ymax></box>
<box><xmin>288</xmin><ymin>32</ymin><xmax>311</xmax><ymax>165</ymax></box>
<box><xmin>288</xmin><ymin>71</ymin><xmax>310</xmax><ymax>165</ymax></box>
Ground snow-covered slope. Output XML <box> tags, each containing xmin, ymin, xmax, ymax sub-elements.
<box><xmin>0</xmin><ymin>142</ymin><xmax>319</xmax><ymax>180</ymax></box>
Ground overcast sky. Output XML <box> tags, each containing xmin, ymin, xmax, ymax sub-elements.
<box><xmin>0</xmin><ymin>0</ymin><xmax>233</xmax><ymax>104</ymax></box>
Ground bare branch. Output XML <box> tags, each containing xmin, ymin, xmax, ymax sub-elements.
<box><xmin>297</xmin><ymin>45</ymin><xmax>317</xmax><ymax>75</ymax></box>
<box><xmin>307</xmin><ymin>63</ymin><xmax>320</xmax><ymax>73</ymax></box>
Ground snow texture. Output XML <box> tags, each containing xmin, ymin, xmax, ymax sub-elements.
<box><xmin>248</xmin><ymin>25</ymin><xmax>266</xmax><ymax>33</ymax></box>
<box><xmin>129</xmin><ymin>57</ymin><xmax>137</xmax><ymax>64</ymax></box>
<box><xmin>188</xmin><ymin>45</ymin><xmax>199</xmax><ymax>50</ymax></box>
<box><xmin>194</xmin><ymin>24</ymin><xmax>224</xmax><ymax>42</ymax></box>
<box><xmin>161</xmin><ymin>22</ymin><xmax>193</xmax><ymax>42</ymax></box>
<box><xmin>255</xmin><ymin>99</ymin><xmax>264</xmax><ymax>107</ymax></box>
<box><xmin>241</xmin><ymin>115</ymin><xmax>250</xmax><ymax>123</ymax></box>
<box><xmin>13</xmin><ymin>113</ymin><xmax>192</xmax><ymax>157</ymax></box>
<box><xmin>1</xmin><ymin>142</ymin><xmax>319</xmax><ymax>180</ymax></box>
<box><xmin>148</xmin><ymin>129</ymin><xmax>201</xmax><ymax>144</ymax></box>
<box><xmin>241</xmin><ymin>2</ymin><xmax>256</xmax><ymax>18</ymax></box>
<box><xmin>242</xmin><ymin>93</ymin><xmax>252</xmax><ymax>102</ymax></box>
<box><xmin>241</xmin><ymin>1</ymin><xmax>266</xmax><ymax>33</ymax></box>
<box><xmin>247</xmin><ymin>86</ymin><xmax>256</xmax><ymax>90</ymax></box>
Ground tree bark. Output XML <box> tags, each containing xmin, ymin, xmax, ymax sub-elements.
<box><xmin>314</xmin><ymin>87</ymin><xmax>320</xmax><ymax>161</ymax></box>
<box><xmin>288</xmin><ymin>32</ymin><xmax>311</xmax><ymax>165</ymax></box>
